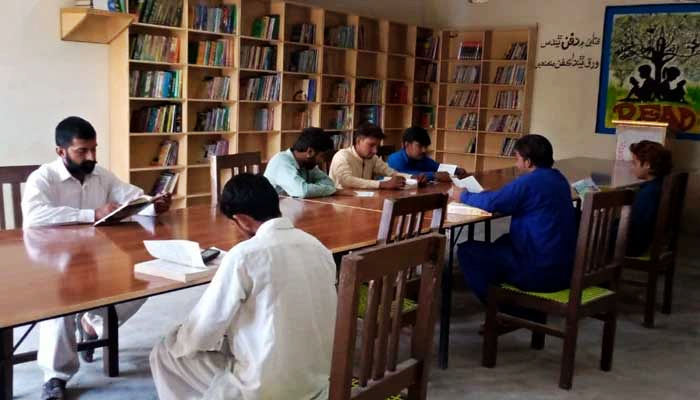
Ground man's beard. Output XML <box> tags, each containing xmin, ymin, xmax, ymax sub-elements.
<box><xmin>64</xmin><ymin>156</ymin><xmax>96</xmax><ymax>175</ymax></box>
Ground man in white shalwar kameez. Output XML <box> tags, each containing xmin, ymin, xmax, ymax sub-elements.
<box><xmin>150</xmin><ymin>173</ymin><xmax>337</xmax><ymax>400</ymax></box>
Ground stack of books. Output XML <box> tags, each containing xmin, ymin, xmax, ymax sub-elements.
<box><xmin>130</xmin><ymin>34</ymin><xmax>180</xmax><ymax>63</ymax></box>
<box><xmin>413</xmin><ymin>107</ymin><xmax>435</xmax><ymax>129</ymax></box>
<box><xmin>501</xmin><ymin>137</ymin><xmax>518</xmax><ymax>156</ymax></box>
<box><xmin>415</xmin><ymin>62</ymin><xmax>437</xmax><ymax>82</ymax></box>
<box><xmin>417</xmin><ymin>35</ymin><xmax>440</xmax><ymax>59</ymax></box>
<box><xmin>449</xmin><ymin>90</ymin><xmax>479</xmax><ymax>107</ymax></box>
<box><xmin>135</xmin><ymin>0</ymin><xmax>183</xmax><ymax>27</ymax></box>
<box><xmin>455</xmin><ymin>113</ymin><xmax>478</xmax><ymax>130</ymax></box>
<box><xmin>452</xmin><ymin>65</ymin><xmax>480</xmax><ymax>83</ymax></box>
<box><xmin>331</xmin><ymin>133</ymin><xmax>350</xmax><ymax>150</ymax></box>
<box><xmin>129</xmin><ymin>70</ymin><xmax>182</xmax><ymax>98</ymax></box>
<box><xmin>329</xmin><ymin>81</ymin><xmax>351</xmax><ymax>103</ymax></box>
<box><xmin>193</xmin><ymin>76</ymin><xmax>231</xmax><ymax>100</ymax></box>
<box><xmin>493</xmin><ymin>65</ymin><xmax>526</xmax><ymax>85</ymax></box>
<box><xmin>242</xmin><ymin>75</ymin><xmax>280</xmax><ymax>101</ymax></box>
<box><xmin>149</xmin><ymin>170</ymin><xmax>180</xmax><ymax>196</ymax></box>
<box><xmin>505</xmin><ymin>42</ymin><xmax>528</xmax><ymax>60</ymax></box>
<box><xmin>357</xmin><ymin>80</ymin><xmax>382</xmax><ymax>104</ymax></box>
<box><xmin>388</xmin><ymin>82</ymin><xmax>408</xmax><ymax>104</ymax></box>
<box><xmin>240</xmin><ymin>45</ymin><xmax>276</xmax><ymax>70</ymax></box>
<box><xmin>288</xmin><ymin>49</ymin><xmax>318</xmax><ymax>73</ymax></box>
<box><xmin>254</xmin><ymin>108</ymin><xmax>275</xmax><ymax>131</ymax></box>
<box><xmin>251</xmin><ymin>15</ymin><xmax>280</xmax><ymax>40</ymax></box>
<box><xmin>330</xmin><ymin>107</ymin><xmax>352</xmax><ymax>130</ymax></box>
<box><xmin>290</xmin><ymin>24</ymin><xmax>316</xmax><ymax>44</ymax></box>
<box><xmin>201</xmin><ymin>140</ymin><xmax>229</xmax><ymax>162</ymax></box>
<box><xmin>485</xmin><ymin>114</ymin><xmax>522</xmax><ymax>133</ymax></box>
<box><xmin>152</xmin><ymin>140</ymin><xmax>179</xmax><ymax>166</ymax></box>
<box><xmin>130</xmin><ymin>104</ymin><xmax>182</xmax><ymax>133</ymax></box>
<box><xmin>195</xmin><ymin>107</ymin><xmax>230</xmax><ymax>132</ymax></box>
<box><xmin>191</xmin><ymin>4</ymin><xmax>236</xmax><ymax>33</ymax></box>
<box><xmin>494</xmin><ymin>90</ymin><xmax>520</xmax><ymax>109</ymax></box>
<box><xmin>188</xmin><ymin>39</ymin><xmax>235</xmax><ymax>67</ymax></box>
<box><xmin>292</xmin><ymin>79</ymin><xmax>317</xmax><ymax>102</ymax></box>
<box><xmin>325</xmin><ymin>26</ymin><xmax>355</xmax><ymax>48</ymax></box>
<box><xmin>457</xmin><ymin>41</ymin><xmax>482</xmax><ymax>60</ymax></box>
<box><xmin>293</xmin><ymin>110</ymin><xmax>312</xmax><ymax>129</ymax></box>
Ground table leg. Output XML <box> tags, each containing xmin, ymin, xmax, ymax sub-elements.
<box><xmin>439</xmin><ymin>226</ymin><xmax>460</xmax><ymax>369</ymax></box>
<box><xmin>1</xmin><ymin>328</ymin><xmax>12</xmax><ymax>400</ymax></box>
<box><xmin>484</xmin><ymin>220</ymin><xmax>492</xmax><ymax>243</ymax></box>
<box><xmin>103</xmin><ymin>305</ymin><xmax>119</xmax><ymax>377</ymax></box>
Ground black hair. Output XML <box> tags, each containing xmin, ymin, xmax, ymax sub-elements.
<box><xmin>402</xmin><ymin>126</ymin><xmax>431</xmax><ymax>147</ymax></box>
<box><xmin>219</xmin><ymin>173</ymin><xmax>282</xmax><ymax>222</ymax></box>
<box><xmin>355</xmin><ymin>123</ymin><xmax>385</xmax><ymax>141</ymax></box>
<box><xmin>55</xmin><ymin>116</ymin><xmax>97</xmax><ymax>148</ymax></box>
<box><xmin>291</xmin><ymin>127</ymin><xmax>334</xmax><ymax>153</ymax></box>
<box><xmin>513</xmin><ymin>134</ymin><xmax>554</xmax><ymax>168</ymax></box>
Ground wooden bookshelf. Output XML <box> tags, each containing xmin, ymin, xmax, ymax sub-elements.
<box><xmin>435</xmin><ymin>27</ymin><xmax>536</xmax><ymax>172</ymax></box>
<box><xmin>61</xmin><ymin>7</ymin><xmax>135</xmax><ymax>44</ymax></box>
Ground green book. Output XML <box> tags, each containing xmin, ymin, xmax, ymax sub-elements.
<box><xmin>251</xmin><ymin>18</ymin><xmax>263</xmax><ymax>38</ymax></box>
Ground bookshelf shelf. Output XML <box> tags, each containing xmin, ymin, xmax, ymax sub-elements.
<box><xmin>483</xmin><ymin>84</ymin><xmax>525</xmax><ymax>89</ymax></box>
<box><xmin>130</xmin><ymin>60</ymin><xmax>184</xmax><ymax>67</ymax></box>
<box><xmin>188</xmin><ymin>64</ymin><xmax>236</xmax><ymax>70</ymax></box>
<box><xmin>132</xmin><ymin>22</ymin><xmax>186</xmax><ymax>32</ymax></box>
<box><xmin>187</xmin><ymin>192</ymin><xmax>211</xmax><ymax>198</ymax></box>
<box><xmin>188</xmin><ymin>163</ymin><xmax>210</xmax><ymax>169</ymax></box>
<box><xmin>239</xmin><ymin>68</ymin><xmax>278</xmax><ymax>74</ymax></box>
<box><xmin>239</xmin><ymin>130</ymin><xmax>278</xmax><ymax>134</ymax></box>
<box><xmin>324</xmin><ymin>45</ymin><xmax>356</xmax><ymax>51</ymax></box>
<box><xmin>60</xmin><ymin>7</ymin><xmax>135</xmax><ymax>44</ymax></box>
<box><xmin>483</xmin><ymin>108</ymin><xmax>523</xmax><ymax>112</ymax></box>
<box><xmin>188</xmin><ymin>131</ymin><xmax>236</xmax><ymax>136</ymax></box>
<box><xmin>239</xmin><ymin>100</ymin><xmax>281</xmax><ymax>104</ymax></box>
<box><xmin>240</xmin><ymin>35</ymin><xmax>281</xmax><ymax>44</ymax></box>
<box><xmin>189</xmin><ymin>99</ymin><xmax>237</xmax><ymax>104</ymax></box>
<box><xmin>130</xmin><ymin>132</ymin><xmax>185</xmax><ymax>137</ymax></box>
<box><xmin>480</xmin><ymin>131</ymin><xmax>523</xmax><ymax>135</ymax></box>
<box><xmin>188</xmin><ymin>29</ymin><xmax>237</xmax><ymax>38</ymax></box>
<box><xmin>130</xmin><ymin>165</ymin><xmax>186</xmax><ymax>172</ymax></box>
<box><xmin>416</xmin><ymin>56</ymin><xmax>438</xmax><ymax>62</ymax></box>
<box><xmin>129</xmin><ymin>97</ymin><xmax>185</xmax><ymax>102</ymax></box>
<box><xmin>283</xmin><ymin>71</ymin><xmax>320</xmax><ymax>77</ymax></box>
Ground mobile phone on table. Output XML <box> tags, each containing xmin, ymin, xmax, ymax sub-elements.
<box><xmin>201</xmin><ymin>248</ymin><xmax>220</xmax><ymax>264</ymax></box>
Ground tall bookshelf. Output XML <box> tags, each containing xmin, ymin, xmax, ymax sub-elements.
<box><xmin>436</xmin><ymin>27</ymin><xmax>536</xmax><ymax>172</ymax></box>
<box><xmin>91</xmin><ymin>2</ymin><xmax>537</xmax><ymax>209</ymax></box>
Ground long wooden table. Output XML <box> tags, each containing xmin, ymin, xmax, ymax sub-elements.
<box><xmin>0</xmin><ymin>198</ymin><xmax>381</xmax><ymax>399</ymax></box>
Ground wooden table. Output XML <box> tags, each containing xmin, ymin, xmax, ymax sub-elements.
<box><xmin>0</xmin><ymin>198</ymin><xmax>381</xmax><ymax>399</ymax></box>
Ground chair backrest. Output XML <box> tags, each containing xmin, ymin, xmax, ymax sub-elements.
<box><xmin>649</xmin><ymin>172</ymin><xmax>689</xmax><ymax>259</ymax></box>
<box><xmin>0</xmin><ymin>165</ymin><xmax>39</xmax><ymax>230</ymax></box>
<box><xmin>209</xmin><ymin>152</ymin><xmax>262</xmax><ymax>207</ymax></box>
<box><xmin>377</xmin><ymin>145</ymin><xmax>396</xmax><ymax>161</ymax></box>
<box><xmin>329</xmin><ymin>234</ymin><xmax>446</xmax><ymax>400</ymax></box>
<box><xmin>377</xmin><ymin>193</ymin><xmax>447</xmax><ymax>244</ymax></box>
<box><xmin>570</xmin><ymin>189</ymin><xmax>635</xmax><ymax>303</ymax></box>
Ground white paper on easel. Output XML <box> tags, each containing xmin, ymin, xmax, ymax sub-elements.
<box><xmin>438</xmin><ymin>163</ymin><xmax>458</xmax><ymax>175</ymax></box>
<box><xmin>615</xmin><ymin>124</ymin><xmax>666</xmax><ymax>161</ymax></box>
<box><xmin>143</xmin><ymin>240</ymin><xmax>206</xmax><ymax>269</ymax></box>
<box><xmin>451</xmin><ymin>176</ymin><xmax>484</xmax><ymax>193</ymax></box>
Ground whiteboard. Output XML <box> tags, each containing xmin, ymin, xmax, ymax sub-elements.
<box><xmin>614</xmin><ymin>122</ymin><xmax>667</xmax><ymax>161</ymax></box>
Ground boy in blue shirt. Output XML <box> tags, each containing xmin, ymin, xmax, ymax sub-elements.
<box><xmin>387</xmin><ymin>126</ymin><xmax>468</xmax><ymax>182</ymax></box>
<box><xmin>455</xmin><ymin>134</ymin><xmax>578</xmax><ymax>314</ymax></box>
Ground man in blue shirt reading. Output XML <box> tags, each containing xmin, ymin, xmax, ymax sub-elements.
<box><xmin>455</xmin><ymin>134</ymin><xmax>578</xmax><ymax>320</ymax></box>
<box><xmin>264</xmin><ymin>127</ymin><xmax>337</xmax><ymax>198</ymax></box>
<box><xmin>387</xmin><ymin>126</ymin><xmax>468</xmax><ymax>182</ymax></box>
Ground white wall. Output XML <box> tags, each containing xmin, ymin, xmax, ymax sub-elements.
<box><xmin>0</xmin><ymin>0</ymin><xmax>110</xmax><ymax>167</ymax></box>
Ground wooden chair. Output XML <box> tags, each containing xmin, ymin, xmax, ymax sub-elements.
<box><xmin>0</xmin><ymin>165</ymin><xmax>38</xmax><ymax>230</ymax></box>
<box><xmin>329</xmin><ymin>234</ymin><xmax>446</xmax><ymax>400</ymax></box>
<box><xmin>209</xmin><ymin>152</ymin><xmax>263</xmax><ymax>206</ymax></box>
<box><xmin>377</xmin><ymin>145</ymin><xmax>396</xmax><ymax>161</ymax></box>
<box><xmin>482</xmin><ymin>189</ymin><xmax>635</xmax><ymax>390</ymax></box>
<box><xmin>623</xmin><ymin>172</ymin><xmax>689</xmax><ymax>328</ymax></box>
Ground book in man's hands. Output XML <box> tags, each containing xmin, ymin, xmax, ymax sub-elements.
<box><xmin>134</xmin><ymin>240</ymin><xmax>226</xmax><ymax>283</ymax></box>
<box><xmin>93</xmin><ymin>195</ymin><xmax>160</xmax><ymax>226</ymax></box>
<box><xmin>571</xmin><ymin>178</ymin><xmax>601</xmax><ymax>197</ymax></box>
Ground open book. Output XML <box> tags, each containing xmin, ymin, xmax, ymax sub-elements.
<box><xmin>447</xmin><ymin>201</ymin><xmax>491</xmax><ymax>217</ymax></box>
<box><xmin>571</xmin><ymin>178</ymin><xmax>601</xmax><ymax>197</ymax></box>
<box><xmin>93</xmin><ymin>195</ymin><xmax>159</xmax><ymax>226</ymax></box>
<box><xmin>451</xmin><ymin>175</ymin><xmax>484</xmax><ymax>193</ymax></box>
<box><xmin>134</xmin><ymin>240</ymin><xmax>226</xmax><ymax>283</ymax></box>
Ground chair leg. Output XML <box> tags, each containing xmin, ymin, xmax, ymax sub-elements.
<box><xmin>481</xmin><ymin>297</ymin><xmax>499</xmax><ymax>368</ymax></box>
<box><xmin>530</xmin><ymin>315</ymin><xmax>546</xmax><ymax>350</ymax></box>
<box><xmin>0</xmin><ymin>328</ymin><xmax>12</xmax><ymax>400</ymax></box>
<box><xmin>662</xmin><ymin>263</ymin><xmax>675</xmax><ymax>315</ymax></box>
<box><xmin>600</xmin><ymin>309</ymin><xmax>617</xmax><ymax>372</ymax></box>
<box><xmin>644</xmin><ymin>270</ymin><xmax>659</xmax><ymax>328</ymax></box>
<box><xmin>559</xmin><ymin>319</ymin><xmax>579</xmax><ymax>390</ymax></box>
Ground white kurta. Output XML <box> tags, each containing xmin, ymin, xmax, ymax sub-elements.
<box><xmin>21</xmin><ymin>158</ymin><xmax>148</xmax><ymax>381</ymax></box>
<box><xmin>150</xmin><ymin>217</ymin><xmax>338</xmax><ymax>400</ymax></box>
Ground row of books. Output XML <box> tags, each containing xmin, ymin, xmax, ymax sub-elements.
<box><xmin>195</xmin><ymin>107</ymin><xmax>230</xmax><ymax>132</ymax></box>
<box><xmin>501</xmin><ymin>138</ymin><xmax>518</xmax><ymax>156</ymax></box>
<box><xmin>331</xmin><ymin>132</ymin><xmax>351</xmax><ymax>150</ymax></box>
<box><xmin>290</xmin><ymin>24</ymin><xmax>316</xmax><ymax>44</ymax></box>
<box><xmin>413</xmin><ymin>107</ymin><xmax>435</xmax><ymax>129</ymax></box>
<box><xmin>149</xmin><ymin>170</ymin><xmax>179</xmax><ymax>196</ymax></box>
<box><xmin>189</xmin><ymin>39</ymin><xmax>235</xmax><ymax>67</ymax></box>
<box><xmin>493</xmin><ymin>65</ymin><xmax>526</xmax><ymax>85</ymax></box>
<box><xmin>241</xmin><ymin>45</ymin><xmax>276</xmax><ymax>71</ymax></box>
<box><xmin>485</xmin><ymin>114</ymin><xmax>522</xmax><ymax>133</ymax></box>
<box><xmin>190</xmin><ymin>4</ymin><xmax>236</xmax><ymax>34</ymax></box>
<box><xmin>416</xmin><ymin>36</ymin><xmax>440</xmax><ymax>60</ymax></box>
<box><xmin>254</xmin><ymin>108</ymin><xmax>275</xmax><ymax>131</ymax></box>
<box><xmin>388</xmin><ymin>82</ymin><xmax>408</xmax><ymax>104</ymax></box>
<box><xmin>129</xmin><ymin>70</ymin><xmax>182</xmax><ymax>98</ymax></box>
<box><xmin>292</xmin><ymin>79</ymin><xmax>317</xmax><ymax>102</ymax></box>
<box><xmin>152</xmin><ymin>140</ymin><xmax>179</xmax><ymax>166</ymax></box>
<box><xmin>287</xmin><ymin>49</ymin><xmax>318</xmax><ymax>73</ymax></box>
<box><xmin>131</xmin><ymin>104</ymin><xmax>182</xmax><ymax>133</ymax></box>
<box><xmin>457</xmin><ymin>41</ymin><xmax>482</xmax><ymax>60</ymax></box>
<box><xmin>74</xmin><ymin>0</ymin><xmax>126</xmax><ymax>11</ymax></box>
<box><xmin>357</xmin><ymin>106</ymin><xmax>381</xmax><ymax>126</ymax></box>
<box><xmin>329</xmin><ymin>107</ymin><xmax>353</xmax><ymax>130</ymax></box>
<box><xmin>193</xmin><ymin>76</ymin><xmax>231</xmax><ymax>100</ymax></box>
<box><xmin>465</xmin><ymin>136</ymin><xmax>476</xmax><ymax>154</ymax></box>
<box><xmin>494</xmin><ymin>90</ymin><xmax>521</xmax><ymax>109</ymax></box>
<box><xmin>415</xmin><ymin>63</ymin><xmax>437</xmax><ymax>83</ymax></box>
<box><xmin>135</xmin><ymin>0</ymin><xmax>182</xmax><ymax>27</ymax></box>
<box><xmin>453</xmin><ymin>65</ymin><xmax>480</xmax><ymax>84</ymax></box>
<box><xmin>329</xmin><ymin>81</ymin><xmax>351</xmax><ymax>103</ymax></box>
<box><xmin>505</xmin><ymin>42</ymin><xmax>528</xmax><ymax>60</ymax></box>
<box><xmin>293</xmin><ymin>111</ymin><xmax>312</xmax><ymax>129</ymax></box>
<box><xmin>414</xmin><ymin>86</ymin><xmax>433</xmax><ymax>105</ymax></box>
<box><xmin>251</xmin><ymin>15</ymin><xmax>280</xmax><ymax>40</ymax></box>
<box><xmin>456</xmin><ymin>112</ymin><xmax>478</xmax><ymax>130</ymax></box>
<box><xmin>357</xmin><ymin>80</ymin><xmax>382</xmax><ymax>104</ymax></box>
<box><xmin>326</xmin><ymin>26</ymin><xmax>355</xmax><ymax>48</ymax></box>
<box><xmin>201</xmin><ymin>140</ymin><xmax>230</xmax><ymax>162</ymax></box>
<box><xmin>242</xmin><ymin>75</ymin><xmax>281</xmax><ymax>101</ymax></box>
<box><xmin>449</xmin><ymin>90</ymin><xmax>479</xmax><ymax>107</ymax></box>
<box><xmin>129</xmin><ymin>34</ymin><xmax>180</xmax><ymax>63</ymax></box>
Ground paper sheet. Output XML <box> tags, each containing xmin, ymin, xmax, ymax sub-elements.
<box><xmin>438</xmin><ymin>163</ymin><xmax>458</xmax><ymax>175</ymax></box>
<box><xmin>143</xmin><ymin>240</ymin><xmax>206</xmax><ymax>269</ymax></box>
<box><xmin>354</xmin><ymin>191</ymin><xmax>376</xmax><ymax>197</ymax></box>
<box><xmin>451</xmin><ymin>176</ymin><xmax>484</xmax><ymax>193</ymax></box>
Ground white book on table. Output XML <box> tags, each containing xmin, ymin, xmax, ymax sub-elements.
<box><xmin>134</xmin><ymin>240</ymin><xmax>227</xmax><ymax>283</ymax></box>
<box><xmin>447</xmin><ymin>202</ymin><xmax>491</xmax><ymax>217</ymax></box>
